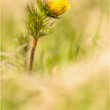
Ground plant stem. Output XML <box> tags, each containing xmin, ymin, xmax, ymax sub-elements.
<box><xmin>29</xmin><ymin>39</ymin><xmax>38</xmax><ymax>71</ymax></box>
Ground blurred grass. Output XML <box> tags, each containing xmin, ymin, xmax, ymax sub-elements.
<box><xmin>0</xmin><ymin>0</ymin><xmax>109</xmax><ymax>110</ymax></box>
<box><xmin>1</xmin><ymin>55</ymin><xmax>108</xmax><ymax>110</ymax></box>
<box><xmin>53</xmin><ymin>79</ymin><xmax>107</xmax><ymax>110</ymax></box>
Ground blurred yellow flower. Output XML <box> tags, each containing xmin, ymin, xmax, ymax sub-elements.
<box><xmin>44</xmin><ymin>0</ymin><xmax>70</xmax><ymax>16</ymax></box>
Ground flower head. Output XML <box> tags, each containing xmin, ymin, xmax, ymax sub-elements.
<box><xmin>44</xmin><ymin>0</ymin><xmax>70</xmax><ymax>17</ymax></box>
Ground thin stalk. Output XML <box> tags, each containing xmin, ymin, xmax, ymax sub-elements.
<box><xmin>29</xmin><ymin>39</ymin><xmax>38</xmax><ymax>71</ymax></box>
<box><xmin>24</xmin><ymin>54</ymin><xmax>27</xmax><ymax>70</ymax></box>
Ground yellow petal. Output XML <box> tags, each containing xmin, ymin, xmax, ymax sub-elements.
<box><xmin>45</xmin><ymin>0</ymin><xmax>70</xmax><ymax>16</ymax></box>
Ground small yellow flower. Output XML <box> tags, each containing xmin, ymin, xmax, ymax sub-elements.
<box><xmin>44</xmin><ymin>0</ymin><xmax>70</xmax><ymax>17</ymax></box>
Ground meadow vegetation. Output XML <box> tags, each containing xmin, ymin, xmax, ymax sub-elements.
<box><xmin>0</xmin><ymin>0</ymin><xmax>109</xmax><ymax>110</ymax></box>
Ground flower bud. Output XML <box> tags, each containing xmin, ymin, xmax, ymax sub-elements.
<box><xmin>44</xmin><ymin>0</ymin><xmax>70</xmax><ymax>17</ymax></box>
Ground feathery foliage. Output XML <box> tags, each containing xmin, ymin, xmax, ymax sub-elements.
<box><xmin>25</xmin><ymin>4</ymin><xmax>53</xmax><ymax>39</ymax></box>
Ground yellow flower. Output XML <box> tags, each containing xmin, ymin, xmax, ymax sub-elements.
<box><xmin>44</xmin><ymin>0</ymin><xmax>70</xmax><ymax>17</ymax></box>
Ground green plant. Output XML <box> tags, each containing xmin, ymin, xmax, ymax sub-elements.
<box><xmin>25</xmin><ymin>0</ymin><xmax>70</xmax><ymax>71</ymax></box>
